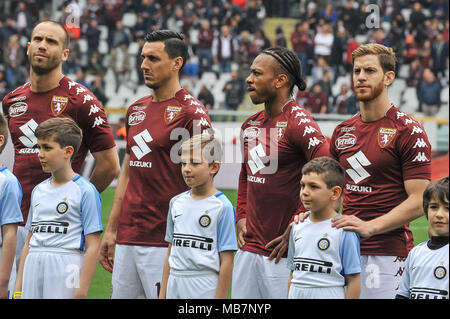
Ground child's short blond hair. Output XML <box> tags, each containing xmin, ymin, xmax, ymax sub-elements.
<box><xmin>35</xmin><ymin>117</ymin><xmax>83</xmax><ymax>160</ymax></box>
<box><xmin>351</xmin><ymin>43</ymin><xmax>397</xmax><ymax>73</ymax></box>
<box><xmin>179</xmin><ymin>133</ymin><xmax>222</xmax><ymax>164</ymax></box>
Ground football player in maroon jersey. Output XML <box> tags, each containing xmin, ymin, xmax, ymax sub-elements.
<box><xmin>2</xmin><ymin>21</ymin><xmax>119</xmax><ymax>277</ymax></box>
<box><xmin>330</xmin><ymin>43</ymin><xmax>431</xmax><ymax>298</ymax></box>
<box><xmin>99</xmin><ymin>30</ymin><xmax>212</xmax><ymax>299</ymax></box>
<box><xmin>231</xmin><ymin>47</ymin><xmax>330</xmax><ymax>298</ymax></box>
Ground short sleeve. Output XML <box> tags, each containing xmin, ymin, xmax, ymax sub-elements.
<box><xmin>339</xmin><ymin>230</ymin><xmax>361</xmax><ymax>275</ymax></box>
<box><xmin>80</xmin><ymin>181</ymin><xmax>103</xmax><ymax>235</ymax></box>
<box><xmin>165</xmin><ymin>197</ymin><xmax>176</xmax><ymax>243</ymax></box>
<box><xmin>0</xmin><ymin>176</ymin><xmax>23</xmax><ymax>226</ymax></box>
<box><xmin>217</xmin><ymin>199</ymin><xmax>237</xmax><ymax>252</ymax></box>
<box><xmin>286</xmin><ymin>225</ymin><xmax>296</xmax><ymax>271</ymax></box>
<box><xmin>396</xmin><ymin>248</ymin><xmax>413</xmax><ymax>298</ymax></box>
<box><xmin>397</xmin><ymin>121</ymin><xmax>431</xmax><ymax>181</ymax></box>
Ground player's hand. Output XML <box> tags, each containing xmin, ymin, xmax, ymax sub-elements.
<box><xmin>331</xmin><ymin>215</ymin><xmax>375</xmax><ymax>238</ymax></box>
<box><xmin>293</xmin><ymin>211</ymin><xmax>310</xmax><ymax>224</ymax></box>
<box><xmin>99</xmin><ymin>231</ymin><xmax>116</xmax><ymax>273</ymax></box>
<box><xmin>0</xmin><ymin>284</ymin><xmax>8</xmax><ymax>299</ymax></box>
<box><xmin>236</xmin><ymin>218</ymin><xmax>247</xmax><ymax>248</ymax></box>
<box><xmin>265</xmin><ymin>223</ymin><xmax>292</xmax><ymax>264</ymax></box>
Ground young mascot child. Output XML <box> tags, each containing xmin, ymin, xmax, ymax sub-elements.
<box><xmin>396</xmin><ymin>176</ymin><xmax>449</xmax><ymax>299</ymax></box>
<box><xmin>0</xmin><ymin>114</ymin><xmax>23</xmax><ymax>299</ymax></box>
<box><xmin>14</xmin><ymin>117</ymin><xmax>103</xmax><ymax>299</ymax></box>
<box><xmin>287</xmin><ymin>156</ymin><xmax>361</xmax><ymax>299</ymax></box>
<box><xmin>160</xmin><ymin>134</ymin><xmax>237</xmax><ymax>299</ymax></box>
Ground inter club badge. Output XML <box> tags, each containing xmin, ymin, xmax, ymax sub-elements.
<box><xmin>378</xmin><ymin>127</ymin><xmax>397</xmax><ymax>148</ymax></box>
<box><xmin>51</xmin><ymin>96</ymin><xmax>69</xmax><ymax>116</ymax></box>
<box><xmin>165</xmin><ymin>106</ymin><xmax>182</xmax><ymax>124</ymax></box>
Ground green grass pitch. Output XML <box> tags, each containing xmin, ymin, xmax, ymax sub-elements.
<box><xmin>87</xmin><ymin>188</ymin><xmax>430</xmax><ymax>299</ymax></box>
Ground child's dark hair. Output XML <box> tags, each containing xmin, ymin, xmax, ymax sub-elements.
<box><xmin>144</xmin><ymin>30</ymin><xmax>188</xmax><ymax>70</ymax></box>
<box><xmin>261</xmin><ymin>46</ymin><xmax>307</xmax><ymax>95</ymax></box>
<box><xmin>35</xmin><ymin>117</ymin><xmax>83</xmax><ymax>160</ymax></box>
<box><xmin>0</xmin><ymin>114</ymin><xmax>8</xmax><ymax>153</ymax></box>
<box><xmin>301</xmin><ymin>157</ymin><xmax>344</xmax><ymax>189</ymax></box>
<box><xmin>423</xmin><ymin>176</ymin><xmax>449</xmax><ymax>219</ymax></box>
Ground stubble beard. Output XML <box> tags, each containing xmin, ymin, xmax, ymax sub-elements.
<box><xmin>354</xmin><ymin>79</ymin><xmax>385</xmax><ymax>102</ymax></box>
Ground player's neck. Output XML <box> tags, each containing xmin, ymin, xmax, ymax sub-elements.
<box><xmin>30</xmin><ymin>68</ymin><xmax>64</xmax><ymax>93</ymax></box>
<box><xmin>190</xmin><ymin>181</ymin><xmax>218</xmax><ymax>200</ymax></box>
<box><xmin>264</xmin><ymin>94</ymin><xmax>291</xmax><ymax>117</ymax></box>
<box><xmin>309</xmin><ymin>206</ymin><xmax>338</xmax><ymax>223</ymax></box>
<box><xmin>359</xmin><ymin>90</ymin><xmax>391</xmax><ymax>122</ymax></box>
<box><xmin>50</xmin><ymin>165</ymin><xmax>76</xmax><ymax>187</ymax></box>
<box><xmin>152</xmin><ymin>77</ymin><xmax>182</xmax><ymax>102</ymax></box>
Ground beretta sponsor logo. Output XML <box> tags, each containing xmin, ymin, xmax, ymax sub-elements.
<box><xmin>335</xmin><ymin>133</ymin><xmax>357</xmax><ymax>150</ymax></box>
<box><xmin>243</xmin><ymin>127</ymin><xmax>261</xmax><ymax>141</ymax></box>
<box><xmin>9</xmin><ymin>102</ymin><xmax>28</xmax><ymax>117</ymax></box>
<box><xmin>128</xmin><ymin>111</ymin><xmax>146</xmax><ymax>125</ymax></box>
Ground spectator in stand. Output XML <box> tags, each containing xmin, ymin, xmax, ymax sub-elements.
<box><xmin>317</xmin><ymin>70</ymin><xmax>333</xmax><ymax>103</ymax></box>
<box><xmin>0</xmin><ymin>70</ymin><xmax>9</xmax><ymax>101</ymax></box>
<box><xmin>332</xmin><ymin>83</ymin><xmax>351</xmax><ymax>114</ymax></box>
<box><xmin>109</xmin><ymin>42</ymin><xmax>131</xmax><ymax>92</ymax></box>
<box><xmin>198</xmin><ymin>19</ymin><xmax>214</xmax><ymax>75</ymax></box>
<box><xmin>14</xmin><ymin>1</ymin><xmax>33</xmax><ymax>36</ymax></box>
<box><xmin>331</xmin><ymin>25</ymin><xmax>346</xmax><ymax>83</ymax></box>
<box><xmin>295</xmin><ymin>77</ymin><xmax>310</xmax><ymax>106</ymax></box>
<box><xmin>111</xmin><ymin>20</ymin><xmax>130</xmax><ymax>49</ymax></box>
<box><xmin>75</xmin><ymin>69</ymin><xmax>89</xmax><ymax>88</ymax></box>
<box><xmin>314</xmin><ymin>24</ymin><xmax>334</xmax><ymax>66</ymax></box>
<box><xmin>321</xmin><ymin>4</ymin><xmax>338</xmax><ymax>25</ymax></box>
<box><xmin>410</xmin><ymin>2</ymin><xmax>427</xmax><ymax>33</ymax></box>
<box><xmin>417</xmin><ymin>68</ymin><xmax>442</xmax><ymax>116</ymax></box>
<box><xmin>345</xmin><ymin>94</ymin><xmax>360</xmax><ymax>115</ymax></box>
<box><xmin>63</xmin><ymin>37</ymin><xmax>82</xmax><ymax>75</ymax></box>
<box><xmin>212</xmin><ymin>24</ymin><xmax>237</xmax><ymax>74</ymax></box>
<box><xmin>3</xmin><ymin>34</ymin><xmax>27</xmax><ymax>89</ymax></box>
<box><xmin>245</xmin><ymin>0</ymin><xmax>262</xmax><ymax>33</ymax></box>
<box><xmin>303</xmin><ymin>2</ymin><xmax>320</xmax><ymax>32</ymax></box>
<box><xmin>90</xmin><ymin>74</ymin><xmax>108</xmax><ymax>106</ymax></box>
<box><xmin>86</xmin><ymin>50</ymin><xmax>105</xmax><ymax>76</ymax></box>
<box><xmin>104</xmin><ymin>0</ymin><xmax>123</xmax><ymax>37</ymax></box>
<box><xmin>273</xmin><ymin>25</ymin><xmax>287</xmax><ymax>47</ymax></box>
<box><xmin>135</xmin><ymin>37</ymin><xmax>145</xmax><ymax>86</ymax></box>
<box><xmin>115</xmin><ymin>117</ymin><xmax>126</xmax><ymax>140</ymax></box>
<box><xmin>340</xmin><ymin>0</ymin><xmax>359</xmax><ymax>34</ymax></box>
<box><xmin>407</xmin><ymin>58</ymin><xmax>425</xmax><ymax>88</ymax></box>
<box><xmin>431</xmin><ymin>33</ymin><xmax>449</xmax><ymax>78</ymax></box>
<box><xmin>291</xmin><ymin>21</ymin><xmax>311</xmax><ymax>80</ymax></box>
<box><xmin>304</xmin><ymin>83</ymin><xmax>328</xmax><ymax>114</ymax></box>
<box><xmin>223</xmin><ymin>70</ymin><xmax>245</xmax><ymax>120</ymax></box>
<box><xmin>85</xmin><ymin>0</ymin><xmax>104</xmax><ymax>24</ymax></box>
<box><xmin>198</xmin><ymin>84</ymin><xmax>215</xmax><ymax>110</ymax></box>
<box><xmin>402</xmin><ymin>33</ymin><xmax>419</xmax><ymax>64</ymax></box>
<box><xmin>132</xmin><ymin>14</ymin><xmax>149</xmax><ymax>41</ymax></box>
<box><xmin>85</xmin><ymin>18</ymin><xmax>101</xmax><ymax>61</ymax></box>
<box><xmin>248</xmin><ymin>29</ymin><xmax>270</xmax><ymax>62</ymax></box>
<box><xmin>311</xmin><ymin>56</ymin><xmax>332</xmax><ymax>84</ymax></box>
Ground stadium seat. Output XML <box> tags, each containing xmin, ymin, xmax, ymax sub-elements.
<box><xmin>401</xmin><ymin>87</ymin><xmax>419</xmax><ymax>113</ymax></box>
<box><xmin>122</xmin><ymin>13</ymin><xmax>137</xmax><ymax>28</ymax></box>
<box><xmin>128</xmin><ymin>41</ymin><xmax>140</xmax><ymax>55</ymax></box>
<box><xmin>441</xmin><ymin>86</ymin><xmax>449</xmax><ymax>103</ymax></box>
<box><xmin>401</xmin><ymin>8</ymin><xmax>412</xmax><ymax>21</ymax></box>
<box><xmin>398</xmin><ymin>64</ymin><xmax>410</xmax><ymax>79</ymax></box>
<box><xmin>98</xmin><ymin>40</ymin><xmax>109</xmax><ymax>55</ymax></box>
<box><xmin>98</xmin><ymin>25</ymin><xmax>109</xmax><ymax>41</ymax></box>
<box><xmin>106</xmin><ymin>95</ymin><xmax>125</xmax><ymax>109</ymax></box>
<box><xmin>77</xmin><ymin>38</ymin><xmax>87</xmax><ymax>53</ymax></box>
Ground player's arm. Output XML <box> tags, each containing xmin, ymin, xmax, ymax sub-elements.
<box><xmin>75</xmin><ymin>232</ymin><xmax>101</xmax><ymax>299</ymax></box>
<box><xmin>332</xmin><ymin>179</ymin><xmax>429</xmax><ymax>237</ymax></box>
<box><xmin>0</xmin><ymin>224</ymin><xmax>18</xmax><ymax>298</ymax></box>
<box><xmin>13</xmin><ymin>231</ymin><xmax>32</xmax><ymax>299</ymax></box>
<box><xmin>236</xmin><ymin>161</ymin><xmax>248</xmax><ymax>248</ymax></box>
<box><xmin>99</xmin><ymin>153</ymin><xmax>130</xmax><ymax>272</ymax></box>
<box><xmin>345</xmin><ymin>273</ymin><xmax>361</xmax><ymax>299</ymax></box>
<box><xmin>216</xmin><ymin>250</ymin><xmax>234</xmax><ymax>299</ymax></box>
<box><xmin>159</xmin><ymin>244</ymin><xmax>172</xmax><ymax>299</ymax></box>
<box><xmin>90</xmin><ymin>147</ymin><xmax>120</xmax><ymax>193</ymax></box>
<box><xmin>287</xmin><ymin>271</ymin><xmax>293</xmax><ymax>298</ymax></box>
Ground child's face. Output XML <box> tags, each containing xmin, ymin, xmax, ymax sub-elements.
<box><xmin>180</xmin><ymin>151</ymin><xmax>217</xmax><ymax>189</ymax></box>
<box><xmin>300</xmin><ymin>172</ymin><xmax>336</xmax><ymax>213</ymax></box>
<box><xmin>37</xmin><ymin>136</ymin><xmax>72</xmax><ymax>173</ymax></box>
<box><xmin>427</xmin><ymin>195</ymin><xmax>449</xmax><ymax>237</ymax></box>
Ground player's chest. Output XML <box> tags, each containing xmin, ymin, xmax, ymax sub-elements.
<box><xmin>7</xmin><ymin>95</ymin><xmax>77</xmax><ymax>139</ymax></box>
<box><xmin>127</xmin><ymin>106</ymin><xmax>185</xmax><ymax>152</ymax></box>
<box><xmin>172</xmin><ymin>199</ymin><xmax>221</xmax><ymax>235</ymax></box>
<box><xmin>32</xmin><ymin>187</ymin><xmax>81</xmax><ymax>223</ymax></box>
<box><xmin>293</xmin><ymin>223</ymin><xmax>341</xmax><ymax>256</ymax></box>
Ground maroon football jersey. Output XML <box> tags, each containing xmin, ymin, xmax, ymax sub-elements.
<box><xmin>330</xmin><ymin>106</ymin><xmax>431</xmax><ymax>257</ymax></box>
<box><xmin>236</xmin><ymin>100</ymin><xmax>330</xmax><ymax>257</ymax></box>
<box><xmin>2</xmin><ymin>77</ymin><xmax>116</xmax><ymax>225</ymax></box>
<box><xmin>116</xmin><ymin>88</ymin><xmax>212</xmax><ymax>246</ymax></box>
